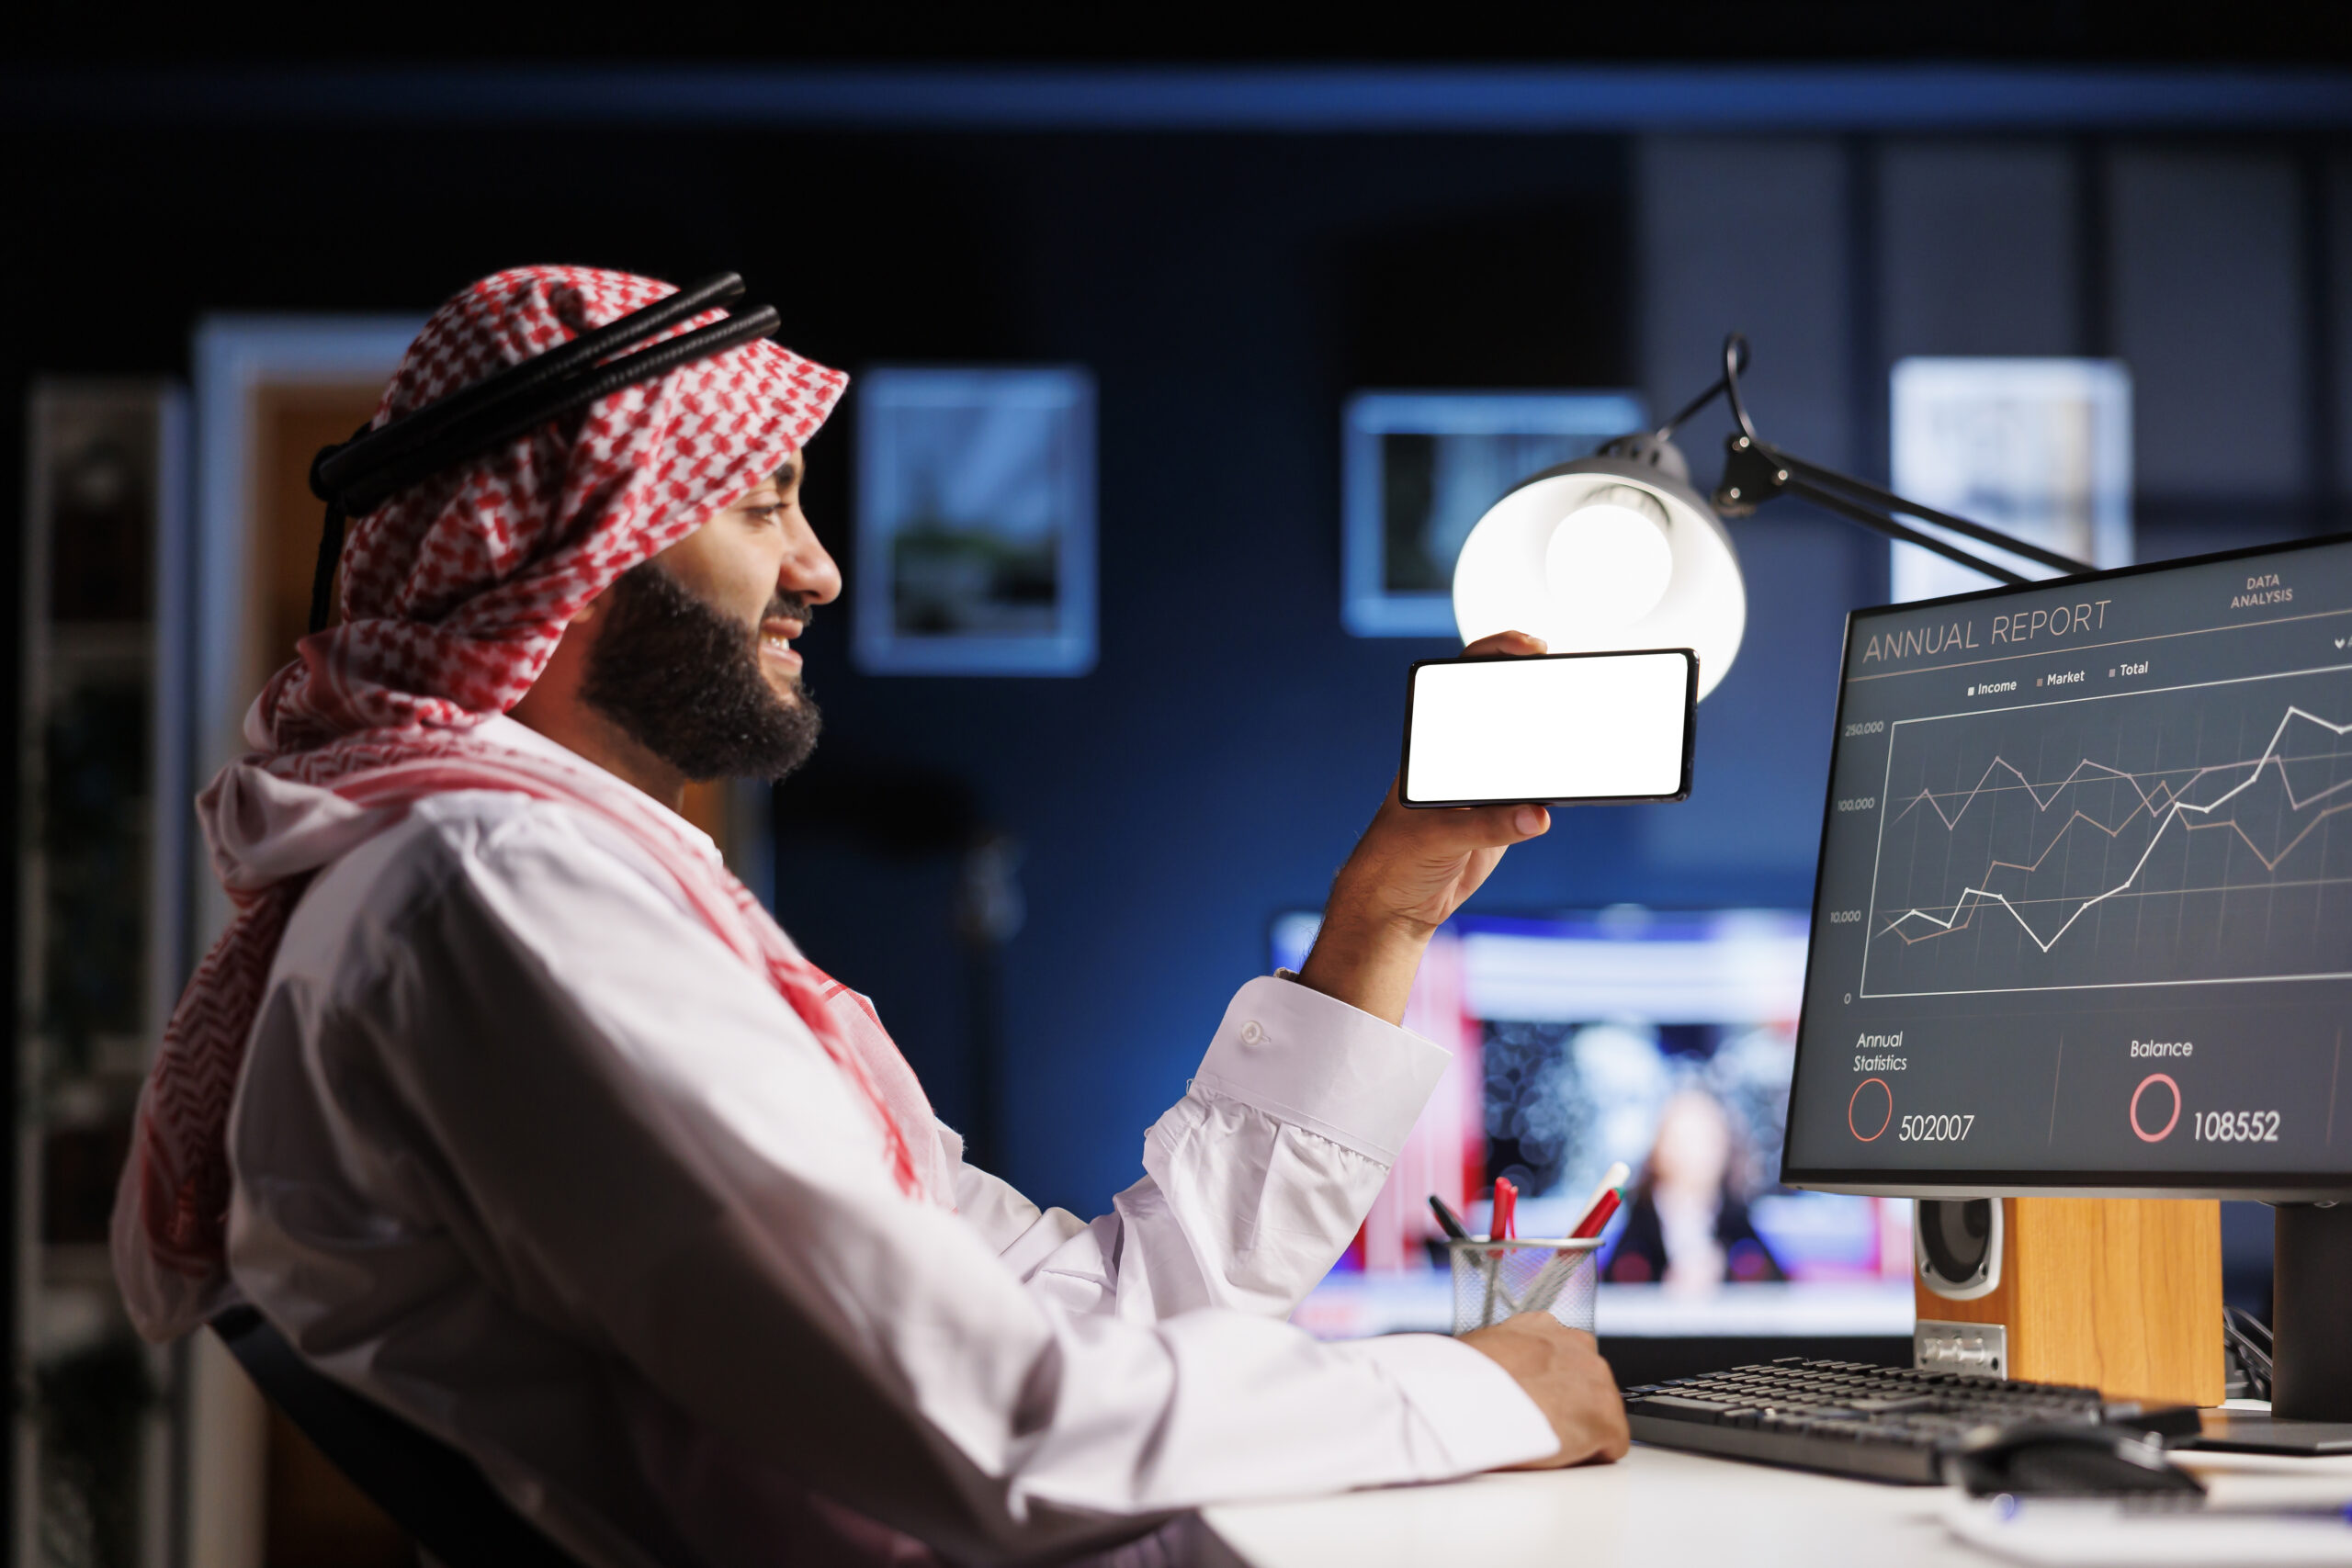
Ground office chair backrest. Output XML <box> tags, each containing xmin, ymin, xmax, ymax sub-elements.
<box><xmin>210</xmin><ymin>1307</ymin><xmax>589</xmax><ymax>1568</ymax></box>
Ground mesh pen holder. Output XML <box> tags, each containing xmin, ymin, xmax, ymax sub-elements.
<box><xmin>1449</xmin><ymin>1237</ymin><xmax>1602</xmax><ymax>1336</ymax></box>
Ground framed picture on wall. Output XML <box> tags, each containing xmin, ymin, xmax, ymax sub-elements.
<box><xmin>1341</xmin><ymin>390</ymin><xmax>1645</xmax><ymax>637</ymax></box>
<box><xmin>853</xmin><ymin>367</ymin><xmax>1096</xmax><ymax>676</ymax></box>
<box><xmin>1889</xmin><ymin>358</ymin><xmax>2133</xmax><ymax>604</ymax></box>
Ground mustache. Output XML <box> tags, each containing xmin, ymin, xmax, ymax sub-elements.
<box><xmin>763</xmin><ymin>594</ymin><xmax>818</xmax><ymax>631</ymax></box>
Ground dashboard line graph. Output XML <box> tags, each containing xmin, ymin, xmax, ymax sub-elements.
<box><xmin>1873</xmin><ymin>705</ymin><xmax>2352</xmax><ymax>957</ymax></box>
<box><xmin>1888</xmin><ymin>748</ymin><xmax>2352</xmax><ymax>835</ymax></box>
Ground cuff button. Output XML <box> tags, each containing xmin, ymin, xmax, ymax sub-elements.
<box><xmin>1239</xmin><ymin>1021</ymin><xmax>1266</xmax><ymax>1045</ymax></box>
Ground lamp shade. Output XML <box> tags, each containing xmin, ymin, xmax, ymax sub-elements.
<box><xmin>1452</xmin><ymin>452</ymin><xmax>1746</xmax><ymax>700</ymax></box>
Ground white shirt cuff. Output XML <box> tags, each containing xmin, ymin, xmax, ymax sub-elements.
<box><xmin>1329</xmin><ymin>1333</ymin><xmax>1559</xmax><ymax>1476</ymax></box>
<box><xmin>1190</xmin><ymin>976</ymin><xmax>1451</xmax><ymax>1164</ymax></box>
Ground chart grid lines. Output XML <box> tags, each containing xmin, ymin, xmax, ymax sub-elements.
<box><xmin>1859</xmin><ymin>662</ymin><xmax>2352</xmax><ymax>999</ymax></box>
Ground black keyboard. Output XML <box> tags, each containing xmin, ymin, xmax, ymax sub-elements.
<box><xmin>1623</xmin><ymin>1358</ymin><xmax>2199</xmax><ymax>1484</ymax></box>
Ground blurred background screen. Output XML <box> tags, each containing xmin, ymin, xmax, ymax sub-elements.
<box><xmin>1273</xmin><ymin>908</ymin><xmax>1915</xmax><ymax>1341</ymax></box>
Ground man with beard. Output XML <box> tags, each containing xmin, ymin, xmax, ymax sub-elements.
<box><xmin>114</xmin><ymin>267</ymin><xmax>1623</xmax><ymax>1568</ymax></box>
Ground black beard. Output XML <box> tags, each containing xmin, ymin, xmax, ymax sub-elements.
<box><xmin>580</xmin><ymin>562</ymin><xmax>821</xmax><ymax>783</ymax></box>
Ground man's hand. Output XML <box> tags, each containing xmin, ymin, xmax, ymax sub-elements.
<box><xmin>1296</xmin><ymin>630</ymin><xmax>1553</xmax><ymax>1023</ymax></box>
<box><xmin>1459</xmin><ymin>1314</ymin><xmax>1630</xmax><ymax>1469</ymax></box>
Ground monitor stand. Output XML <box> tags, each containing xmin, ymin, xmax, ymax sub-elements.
<box><xmin>2192</xmin><ymin>1203</ymin><xmax>2352</xmax><ymax>1456</ymax></box>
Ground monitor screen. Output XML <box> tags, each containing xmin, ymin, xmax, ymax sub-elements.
<box><xmin>1785</xmin><ymin>534</ymin><xmax>2352</xmax><ymax>1198</ymax></box>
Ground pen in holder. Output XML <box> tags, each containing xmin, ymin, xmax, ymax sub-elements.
<box><xmin>1449</xmin><ymin>1236</ymin><xmax>1603</xmax><ymax>1336</ymax></box>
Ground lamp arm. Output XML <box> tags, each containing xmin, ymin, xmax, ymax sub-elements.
<box><xmin>1770</xmin><ymin>447</ymin><xmax>2095</xmax><ymax>577</ymax></box>
<box><xmin>1652</xmin><ymin>333</ymin><xmax>1759</xmax><ymax>445</ymax></box>
<box><xmin>1775</xmin><ymin>474</ymin><xmax>2032</xmax><ymax>587</ymax></box>
<box><xmin>1651</xmin><ymin>332</ymin><xmax>2098</xmax><ymax>584</ymax></box>
<box><xmin>1716</xmin><ymin>434</ymin><xmax>2094</xmax><ymax>582</ymax></box>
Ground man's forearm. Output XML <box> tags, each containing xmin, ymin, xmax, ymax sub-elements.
<box><xmin>1293</xmin><ymin>654</ymin><xmax>1550</xmax><ymax>1028</ymax></box>
<box><xmin>1294</xmin><ymin>909</ymin><xmax>1431</xmax><ymax>1025</ymax></box>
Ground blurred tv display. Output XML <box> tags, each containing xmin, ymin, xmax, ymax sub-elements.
<box><xmin>1275</xmin><ymin>908</ymin><xmax>1915</xmax><ymax>1334</ymax></box>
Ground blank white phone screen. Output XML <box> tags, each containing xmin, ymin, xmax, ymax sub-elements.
<box><xmin>1404</xmin><ymin>651</ymin><xmax>1691</xmax><ymax>804</ymax></box>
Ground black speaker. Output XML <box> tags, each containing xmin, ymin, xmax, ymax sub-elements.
<box><xmin>1916</xmin><ymin>1198</ymin><xmax>2002</xmax><ymax>1300</ymax></box>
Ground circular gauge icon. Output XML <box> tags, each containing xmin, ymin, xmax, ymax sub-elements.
<box><xmin>2131</xmin><ymin>1073</ymin><xmax>2181</xmax><ymax>1143</ymax></box>
<box><xmin>1849</xmin><ymin>1077</ymin><xmax>1894</xmax><ymax>1142</ymax></box>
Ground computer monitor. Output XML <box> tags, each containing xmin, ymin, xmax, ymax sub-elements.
<box><xmin>1782</xmin><ymin>531</ymin><xmax>2352</xmax><ymax>1423</ymax></box>
<box><xmin>1784</xmin><ymin>532</ymin><xmax>2352</xmax><ymax>1201</ymax></box>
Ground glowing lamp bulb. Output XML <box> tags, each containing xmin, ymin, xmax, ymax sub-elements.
<box><xmin>1543</xmin><ymin>484</ymin><xmax>1675</xmax><ymax>629</ymax></box>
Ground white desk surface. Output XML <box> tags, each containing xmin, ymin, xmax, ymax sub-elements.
<box><xmin>1199</xmin><ymin>1442</ymin><xmax>1982</xmax><ymax>1568</ymax></box>
<box><xmin>1200</xmin><ymin>1441</ymin><xmax>2352</xmax><ymax>1568</ymax></box>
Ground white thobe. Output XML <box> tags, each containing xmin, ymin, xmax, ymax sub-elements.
<box><xmin>222</xmin><ymin>717</ymin><xmax>1553</xmax><ymax>1567</ymax></box>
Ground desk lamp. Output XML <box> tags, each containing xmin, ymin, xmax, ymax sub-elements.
<box><xmin>1449</xmin><ymin>333</ymin><xmax>2098</xmax><ymax>697</ymax></box>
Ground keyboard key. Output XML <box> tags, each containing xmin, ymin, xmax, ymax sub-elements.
<box><xmin>1630</xmin><ymin>1394</ymin><xmax>1733</xmax><ymax>1424</ymax></box>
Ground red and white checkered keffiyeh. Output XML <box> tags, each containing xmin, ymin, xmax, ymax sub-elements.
<box><xmin>114</xmin><ymin>265</ymin><xmax>951</xmax><ymax>1343</ymax></box>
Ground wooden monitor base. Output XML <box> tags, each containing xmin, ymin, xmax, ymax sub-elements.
<box><xmin>1912</xmin><ymin>1197</ymin><xmax>2222</xmax><ymax>1407</ymax></box>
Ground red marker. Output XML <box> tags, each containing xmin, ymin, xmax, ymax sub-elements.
<box><xmin>1492</xmin><ymin>1177</ymin><xmax>1519</xmax><ymax>1241</ymax></box>
<box><xmin>1571</xmin><ymin>1188</ymin><xmax>1622</xmax><ymax>1240</ymax></box>
<box><xmin>1570</xmin><ymin>1160</ymin><xmax>1631</xmax><ymax>1239</ymax></box>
